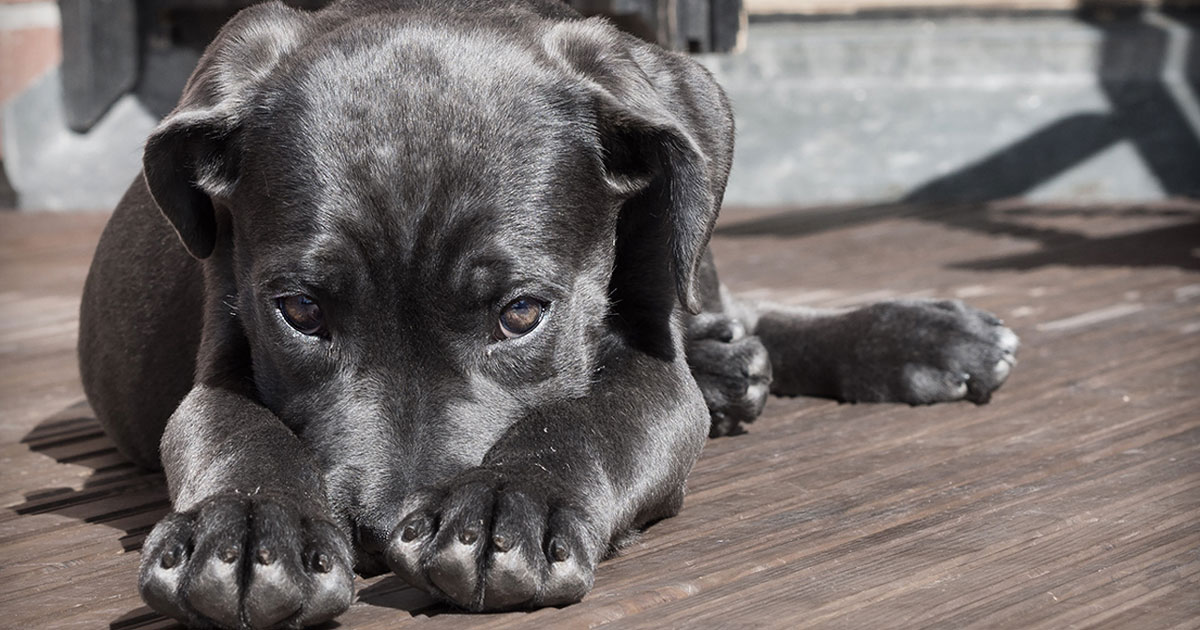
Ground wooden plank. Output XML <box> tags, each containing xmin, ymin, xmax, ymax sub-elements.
<box><xmin>0</xmin><ymin>202</ymin><xmax>1197</xmax><ymax>628</ymax></box>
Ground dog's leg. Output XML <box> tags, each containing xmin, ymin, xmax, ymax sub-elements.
<box><xmin>685</xmin><ymin>252</ymin><xmax>1018</xmax><ymax>435</ymax></box>
<box><xmin>685</xmin><ymin>310</ymin><xmax>774</xmax><ymax>437</ymax></box>
<box><xmin>133</xmin><ymin>197</ymin><xmax>354</xmax><ymax>628</ymax></box>
<box><xmin>733</xmin><ymin>295</ymin><xmax>1019</xmax><ymax>406</ymax></box>
<box><xmin>81</xmin><ymin>179</ymin><xmax>356</xmax><ymax>629</ymax></box>
<box><xmin>683</xmin><ymin>251</ymin><xmax>774</xmax><ymax>436</ymax></box>
<box><xmin>384</xmin><ymin>352</ymin><xmax>708</xmax><ymax>611</ymax></box>
<box><xmin>138</xmin><ymin>385</ymin><xmax>355</xmax><ymax>629</ymax></box>
<box><xmin>79</xmin><ymin>178</ymin><xmax>204</xmax><ymax>469</ymax></box>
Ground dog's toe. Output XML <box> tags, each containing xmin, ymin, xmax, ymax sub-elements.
<box><xmin>243</xmin><ymin>560</ymin><xmax>303</xmax><ymax>629</ymax></box>
<box><xmin>139</xmin><ymin>513</ymin><xmax>195</xmax><ymax>622</ymax></box>
<box><xmin>993</xmin><ymin>356</ymin><xmax>1013</xmax><ymax>383</ymax></box>
<box><xmin>481</xmin><ymin>542</ymin><xmax>539</xmax><ymax>609</ymax></box>
<box><xmin>839</xmin><ymin>301</ymin><xmax>1020</xmax><ymax>405</ymax></box>
<box><xmin>387</xmin><ymin>509</ymin><xmax>437</xmax><ymax>592</ymax></box>
<box><xmin>899</xmin><ymin>364</ymin><xmax>971</xmax><ymax>405</ymax></box>
<box><xmin>138</xmin><ymin>494</ymin><xmax>353</xmax><ymax>629</ymax></box>
<box><xmin>687</xmin><ymin>312</ymin><xmax>746</xmax><ymax>342</ymax></box>
<box><xmin>242</xmin><ymin>501</ymin><xmax>306</xmax><ymax>628</ymax></box>
<box><xmin>536</xmin><ymin>509</ymin><xmax>594</xmax><ymax>606</ymax></box>
<box><xmin>480</xmin><ymin>490</ymin><xmax>544</xmax><ymax>609</ymax></box>
<box><xmin>996</xmin><ymin>326</ymin><xmax>1020</xmax><ymax>355</ymax></box>
<box><xmin>427</xmin><ymin>539</ymin><xmax>482</xmax><ymax>605</ymax></box>
<box><xmin>425</xmin><ymin>485</ymin><xmax>492</xmax><ymax>606</ymax></box>
<box><xmin>962</xmin><ymin>324</ymin><xmax>1020</xmax><ymax>404</ymax></box>
<box><xmin>386</xmin><ymin>470</ymin><xmax>599</xmax><ymax>611</ymax></box>
<box><xmin>687</xmin><ymin>326</ymin><xmax>773</xmax><ymax>437</ymax></box>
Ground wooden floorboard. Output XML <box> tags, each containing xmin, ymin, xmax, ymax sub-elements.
<box><xmin>0</xmin><ymin>201</ymin><xmax>1197</xmax><ymax>629</ymax></box>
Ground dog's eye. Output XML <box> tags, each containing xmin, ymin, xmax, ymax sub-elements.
<box><xmin>278</xmin><ymin>295</ymin><xmax>324</xmax><ymax>336</ymax></box>
<box><xmin>497</xmin><ymin>297</ymin><xmax>545</xmax><ymax>339</ymax></box>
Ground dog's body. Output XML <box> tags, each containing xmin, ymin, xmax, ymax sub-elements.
<box><xmin>78</xmin><ymin>1</ymin><xmax>1017</xmax><ymax>627</ymax></box>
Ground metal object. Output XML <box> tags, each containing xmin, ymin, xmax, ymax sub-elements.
<box><xmin>568</xmin><ymin>0</ymin><xmax>744</xmax><ymax>52</ymax></box>
<box><xmin>55</xmin><ymin>0</ymin><xmax>744</xmax><ymax>133</ymax></box>
<box><xmin>58</xmin><ymin>0</ymin><xmax>137</xmax><ymax>132</ymax></box>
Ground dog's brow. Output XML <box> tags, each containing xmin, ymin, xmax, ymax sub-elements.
<box><xmin>255</xmin><ymin>253</ymin><xmax>357</xmax><ymax>298</ymax></box>
<box><xmin>462</xmin><ymin>247</ymin><xmax>569</xmax><ymax>295</ymax></box>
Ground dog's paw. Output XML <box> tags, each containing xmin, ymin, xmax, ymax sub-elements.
<box><xmin>385</xmin><ymin>469</ymin><xmax>600</xmax><ymax>611</ymax></box>
<box><xmin>686</xmin><ymin>313</ymin><xmax>773</xmax><ymax>437</ymax></box>
<box><xmin>139</xmin><ymin>494</ymin><xmax>354</xmax><ymax>629</ymax></box>
<box><xmin>840</xmin><ymin>299</ymin><xmax>1019</xmax><ymax>405</ymax></box>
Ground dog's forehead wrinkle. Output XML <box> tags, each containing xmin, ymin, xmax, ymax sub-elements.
<box><xmin>275</xmin><ymin>20</ymin><xmax>597</xmax><ymax>197</ymax></box>
<box><xmin>297</xmin><ymin>27</ymin><xmax>546</xmax><ymax>134</ymax></box>
<box><xmin>241</xmin><ymin>22</ymin><xmax>621</xmax><ymax>280</ymax></box>
<box><xmin>298</xmin><ymin>193</ymin><xmax>572</xmax><ymax>312</ymax></box>
<box><xmin>285</xmin><ymin>145</ymin><xmax>579</xmax><ymax>273</ymax></box>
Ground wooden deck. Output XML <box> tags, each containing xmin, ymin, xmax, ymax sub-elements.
<box><xmin>1</xmin><ymin>201</ymin><xmax>1198</xmax><ymax>629</ymax></box>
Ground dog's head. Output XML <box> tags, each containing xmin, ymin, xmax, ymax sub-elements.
<box><xmin>142</xmin><ymin>1</ymin><xmax>731</xmax><ymax>562</ymax></box>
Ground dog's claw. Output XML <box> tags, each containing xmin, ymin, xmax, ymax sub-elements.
<box><xmin>550</xmin><ymin>539</ymin><xmax>570</xmax><ymax>562</ymax></box>
<box><xmin>311</xmin><ymin>550</ymin><xmax>332</xmax><ymax>573</ymax></box>
<box><xmin>160</xmin><ymin>546</ymin><xmax>181</xmax><ymax>569</ymax></box>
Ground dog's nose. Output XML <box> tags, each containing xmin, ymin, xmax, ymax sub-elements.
<box><xmin>352</xmin><ymin>522</ymin><xmax>394</xmax><ymax>577</ymax></box>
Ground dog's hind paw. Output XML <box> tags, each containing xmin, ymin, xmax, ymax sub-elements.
<box><xmin>139</xmin><ymin>494</ymin><xmax>354</xmax><ymax>629</ymax></box>
<box><xmin>385</xmin><ymin>468</ymin><xmax>600</xmax><ymax>611</ymax></box>
<box><xmin>686</xmin><ymin>313</ymin><xmax>773</xmax><ymax>437</ymax></box>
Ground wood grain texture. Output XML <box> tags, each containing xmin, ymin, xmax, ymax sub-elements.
<box><xmin>0</xmin><ymin>202</ymin><xmax>1197</xmax><ymax>629</ymax></box>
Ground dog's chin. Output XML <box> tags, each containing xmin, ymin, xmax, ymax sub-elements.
<box><xmin>354</xmin><ymin>548</ymin><xmax>392</xmax><ymax>578</ymax></box>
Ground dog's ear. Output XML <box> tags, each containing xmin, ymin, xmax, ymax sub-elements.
<box><xmin>143</xmin><ymin>3</ymin><xmax>312</xmax><ymax>259</ymax></box>
<box><xmin>545</xmin><ymin>19</ymin><xmax>734</xmax><ymax>315</ymax></box>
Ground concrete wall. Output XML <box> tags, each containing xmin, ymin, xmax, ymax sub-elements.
<box><xmin>0</xmin><ymin>1</ymin><xmax>59</xmax><ymax>142</ymax></box>
<box><xmin>699</xmin><ymin>11</ymin><xmax>1200</xmax><ymax>206</ymax></box>
<box><xmin>0</xmin><ymin>0</ymin><xmax>60</xmax><ymax>205</ymax></box>
<box><xmin>2</xmin><ymin>6</ymin><xmax>1198</xmax><ymax>209</ymax></box>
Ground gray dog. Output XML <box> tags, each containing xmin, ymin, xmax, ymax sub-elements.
<box><xmin>78</xmin><ymin>0</ymin><xmax>1018</xmax><ymax>627</ymax></box>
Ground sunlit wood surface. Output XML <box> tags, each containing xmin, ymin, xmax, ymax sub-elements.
<box><xmin>2</xmin><ymin>202</ymin><xmax>1197</xmax><ymax>629</ymax></box>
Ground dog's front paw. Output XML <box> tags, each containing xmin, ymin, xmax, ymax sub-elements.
<box><xmin>385</xmin><ymin>469</ymin><xmax>600</xmax><ymax>611</ymax></box>
<box><xmin>139</xmin><ymin>494</ymin><xmax>354</xmax><ymax>629</ymax></box>
<box><xmin>842</xmin><ymin>299</ymin><xmax>1019</xmax><ymax>405</ymax></box>
<box><xmin>686</xmin><ymin>313</ymin><xmax>773</xmax><ymax>437</ymax></box>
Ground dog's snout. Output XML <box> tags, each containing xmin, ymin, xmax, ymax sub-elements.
<box><xmin>352</xmin><ymin>521</ymin><xmax>395</xmax><ymax>577</ymax></box>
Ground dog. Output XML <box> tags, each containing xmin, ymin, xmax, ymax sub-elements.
<box><xmin>77</xmin><ymin>1</ymin><xmax>1019</xmax><ymax>627</ymax></box>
